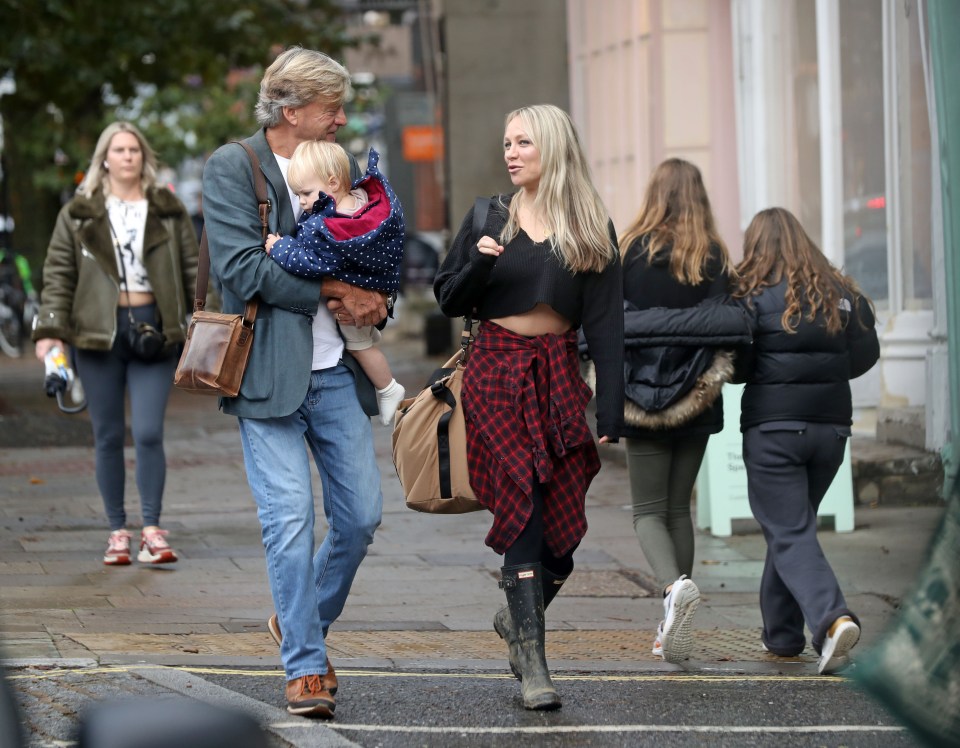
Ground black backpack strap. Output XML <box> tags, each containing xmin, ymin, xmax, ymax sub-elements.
<box><xmin>472</xmin><ymin>197</ymin><xmax>491</xmax><ymax>244</ymax></box>
<box><xmin>458</xmin><ymin>196</ymin><xmax>493</xmax><ymax>362</ymax></box>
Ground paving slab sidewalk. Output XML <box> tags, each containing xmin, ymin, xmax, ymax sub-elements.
<box><xmin>0</xmin><ymin>332</ymin><xmax>945</xmax><ymax>676</ymax></box>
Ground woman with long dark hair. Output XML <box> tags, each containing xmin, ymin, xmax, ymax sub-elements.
<box><xmin>616</xmin><ymin>158</ymin><xmax>744</xmax><ymax>663</ymax></box>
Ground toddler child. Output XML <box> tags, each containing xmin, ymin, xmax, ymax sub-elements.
<box><xmin>265</xmin><ymin>141</ymin><xmax>406</xmax><ymax>425</ymax></box>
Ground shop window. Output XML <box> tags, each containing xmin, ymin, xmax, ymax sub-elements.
<box><xmin>839</xmin><ymin>0</ymin><xmax>888</xmax><ymax>306</ymax></box>
<box><xmin>900</xmin><ymin>0</ymin><xmax>933</xmax><ymax>310</ymax></box>
<box><xmin>790</xmin><ymin>0</ymin><xmax>822</xmax><ymax>248</ymax></box>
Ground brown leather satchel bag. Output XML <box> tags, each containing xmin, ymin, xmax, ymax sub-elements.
<box><xmin>174</xmin><ymin>142</ymin><xmax>263</xmax><ymax>397</ymax></box>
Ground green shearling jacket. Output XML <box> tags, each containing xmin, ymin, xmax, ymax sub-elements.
<box><xmin>32</xmin><ymin>187</ymin><xmax>199</xmax><ymax>352</ymax></box>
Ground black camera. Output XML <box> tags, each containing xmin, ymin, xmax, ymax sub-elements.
<box><xmin>125</xmin><ymin>321</ymin><xmax>167</xmax><ymax>361</ymax></box>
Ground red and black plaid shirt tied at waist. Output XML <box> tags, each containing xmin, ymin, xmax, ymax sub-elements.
<box><xmin>461</xmin><ymin>321</ymin><xmax>602</xmax><ymax>556</ymax></box>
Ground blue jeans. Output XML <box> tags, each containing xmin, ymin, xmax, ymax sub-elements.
<box><xmin>238</xmin><ymin>364</ymin><xmax>382</xmax><ymax>680</ymax></box>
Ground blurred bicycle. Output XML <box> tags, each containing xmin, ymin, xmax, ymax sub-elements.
<box><xmin>0</xmin><ymin>248</ymin><xmax>37</xmax><ymax>358</ymax></box>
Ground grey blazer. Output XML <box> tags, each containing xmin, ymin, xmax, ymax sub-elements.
<box><xmin>201</xmin><ymin>129</ymin><xmax>373</xmax><ymax>418</ymax></box>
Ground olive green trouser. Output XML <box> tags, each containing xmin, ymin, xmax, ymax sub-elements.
<box><xmin>625</xmin><ymin>435</ymin><xmax>708</xmax><ymax>590</ymax></box>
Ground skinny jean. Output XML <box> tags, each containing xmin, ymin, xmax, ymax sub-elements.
<box><xmin>625</xmin><ymin>435</ymin><xmax>708</xmax><ymax>590</ymax></box>
<box><xmin>74</xmin><ymin>305</ymin><xmax>176</xmax><ymax>531</ymax></box>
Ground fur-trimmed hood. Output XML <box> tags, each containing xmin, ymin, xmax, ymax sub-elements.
<box><xmin>587</xmin><ymin>348</ymin><xmax>735</xmax><ymax>430</ymax></box>
<box><xmin>581</xmin><ymin>296</ymin><xmax>753</xmax><ymax>435</ymax></box>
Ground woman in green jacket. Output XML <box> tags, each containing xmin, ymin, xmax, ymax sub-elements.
<box><xmin>32</xmin><ymin>121</ymin><xmax>199</xmax><ymax>567</ymax></box>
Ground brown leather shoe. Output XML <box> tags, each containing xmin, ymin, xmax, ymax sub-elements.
<box><xmin>323</xmin><ymin>659</ymin><xmax>338</xmax><ymax>695</ymax></box>
<box><xmin>285</xmin><ymin>674</ymin><xmax>335</xmax><ymax>718</ymax></box>
<box><xmin>268</xmin><ymin>614</ymin><xmax>338</xmax><ymax>694</ymax></box>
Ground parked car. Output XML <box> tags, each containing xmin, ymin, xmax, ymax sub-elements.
<box><xmin>399</xmin><ymin>231</ymin><xmax>443</xmax><ymax>293</ymax></box>
<box><xmin>843</xmin><ymin>194</ymin><xmax>888</xmax><ymax>303</ymax></box>
<box><xmin>844</xmin><ymin>229</ymin><xmax>888</xmax><ymax>303</ymax></box>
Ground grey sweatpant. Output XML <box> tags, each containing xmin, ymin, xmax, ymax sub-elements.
<box><xmin>743</xmin><ymin>421</ymin><xmax>857</xmax><ymax>654</ymax></box>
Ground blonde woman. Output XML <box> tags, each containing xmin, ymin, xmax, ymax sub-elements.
<box><xmin>435</xmin><ymin>104</ymin><xmax>624</xmax><ymax>710</ymax></box>
<box><xmin>33</xmin><ymin>121</ymin><xmax>198</xmax><ymax>566</ymax></box>
<box><xmin>732</xmin><ymin>207</ymin><xmax>879</xmax><ymax>674</ymax></box>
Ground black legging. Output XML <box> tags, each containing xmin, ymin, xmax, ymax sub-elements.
<box><xmin>503</xmin><ymin>481</ymin><xmax>576</xmax><ymax>576</ymax></box>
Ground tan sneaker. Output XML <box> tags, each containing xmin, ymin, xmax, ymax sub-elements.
<box><xmin>267</xmin><ymin>614</ymin><xmax>338</xmax><ymax>694</ymax></box>
<box><xmin>285</xmin><ymin>674</ymin><xmax>335</xmax><ymax>718</ymax></box>
<box><xmin>103</xmin><ymin>529</ymin><xmax>132</xmax><ymax>566</ymax></box>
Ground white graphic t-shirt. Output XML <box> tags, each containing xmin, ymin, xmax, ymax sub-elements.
<box><xmin>106</xmin><ymin>196</ymin><xmax>151</xmax><ymax>293</ymax></box>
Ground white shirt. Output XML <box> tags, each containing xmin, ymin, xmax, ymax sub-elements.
<box><xmin>106</xmin><ymin>196</ymin><xmax>151</xmax><ymax>293</ymax></box>
<box><xmin>274</xmin><ymin>153</ymin><xmax>342</xmax><ymax>371</ymax></box>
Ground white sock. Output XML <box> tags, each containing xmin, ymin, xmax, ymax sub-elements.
<box><xmin>376</xmin><ymin>378</ymin><xmax>406</xmax><ymax>426</ymax></box>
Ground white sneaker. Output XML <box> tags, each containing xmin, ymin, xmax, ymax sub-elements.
<box><xmin>818</xmin><ymin>616</ymin><xmax>860</xmax><ymax>675</ymax></box>
<box><xmin>652</xmin><ymin>623</ymin><xmax>663</xmax><ymax>657</ymax></box>
<box><xmin>376</xmin><ymin>378</ymin><xmax>406</xmax><ymax>426</ymax></box>
<box><xmin>659</xmin><ymin>575</ymin><xmax>700</xmax><ymax>663</ymax></box>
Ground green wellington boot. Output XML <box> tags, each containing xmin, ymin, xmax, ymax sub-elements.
<box><xmin>496</xmin><ymin>563</ymin><xmax>562</xmax><ymax>710</ymax></box>
<box><xmin>494</xmin><ymin>565</ymin><xmax>567</xmax><ymax>680</ymax></box>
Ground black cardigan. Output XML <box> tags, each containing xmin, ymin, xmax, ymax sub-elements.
<box><xmin>434</xmin><ymin>194</ymin><xmax>625</xmax><ymax>438</ymax></box>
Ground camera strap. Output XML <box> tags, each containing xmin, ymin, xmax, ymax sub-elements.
<box><xmin>107</xmin><ymin>218</ymin><xmax>147</xmax><ymax>331</ymax></box>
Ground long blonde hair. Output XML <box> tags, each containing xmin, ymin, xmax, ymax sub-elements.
<box><xmin>618</xmin><ymin>158</ymin><xmax>728</xmax><ymax>284</ymax></box>
<box><xmin>733</xmin><ymin>207</ymin><xmax>868</xmax><ymax>334</ymax></box>
<box><xmin>499</xmin><ymin>104</ymin><xmax>615</xmax><ymax>273</ymax></box>
<box><xmin>77</xmin><ymin>121</ymin><xmax>159</xmax><ymax>198</ymax></box>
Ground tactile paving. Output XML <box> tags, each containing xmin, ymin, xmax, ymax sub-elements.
<box><xmin>62</xmin><ymin>627</ymin><xmax>815</xmax><ymax>664</ymax></box>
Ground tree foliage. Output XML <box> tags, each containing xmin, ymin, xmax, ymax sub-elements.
<box><xmin>0</xmin><ymin>0</ymin><xmax>351</xmax><ymax>264</ymax></box>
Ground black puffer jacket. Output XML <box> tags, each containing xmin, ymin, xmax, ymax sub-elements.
<box><xmin>734</xmin><ymin>280</ymin><xmax>880</xmax><ymax>431</ymax></box>
<box><xmin>601</xmin><ymin>298</ymin><xmax>752</xmax><ymax>439</ymax></box>
<box><xmin>618</xmin><ymin>237</ymin><xmax>737</xmax><ymax>440</ymax></box>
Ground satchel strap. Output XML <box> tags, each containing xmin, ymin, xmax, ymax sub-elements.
<box><xmin>193</xmin><ymin>141</ymin><xmax>268</xmax><ymax>327</ymax></box>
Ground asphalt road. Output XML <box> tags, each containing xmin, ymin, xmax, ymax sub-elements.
<box><xmin>8</xmin><ymin>663</ymin><xmax>921</xmax><ymax>748</ymax></box>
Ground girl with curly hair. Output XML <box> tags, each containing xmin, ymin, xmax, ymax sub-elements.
<box><xmin>732</xmin><ymin>207</ymin><xmax>879</xmax><ymax>675</ymax></box>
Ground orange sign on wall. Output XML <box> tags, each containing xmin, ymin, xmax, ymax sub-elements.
<box><xmin>402</xmin><ymin>125</ymin><xmax>444</xmax><ymax>162</ymax></box>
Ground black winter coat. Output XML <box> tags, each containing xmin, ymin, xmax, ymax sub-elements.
<box><xmin>733</xmin><ymin>280</ymin><xmax>880</xmax><ymax>431</ymax></box>
<box><xmin>618</xmin><ymin>238</ymin><xmax>735</xmax><ymax>440</ymax></box>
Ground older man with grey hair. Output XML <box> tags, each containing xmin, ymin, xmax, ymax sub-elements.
<box><xmin>202</xmin><ymin>47</ymin><xmax>388</xmax><ymax>719</ymax></box>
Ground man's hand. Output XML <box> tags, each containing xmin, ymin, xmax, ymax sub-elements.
<box><xmin>323</xmin><ymin>279</ymin><xmax>387</xmax><ymax>327</ymax></box>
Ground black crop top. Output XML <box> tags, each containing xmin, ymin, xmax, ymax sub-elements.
<box><xmin>434</xmin><ymin>194</ymin><xmax>625</xmax><ymax>437</ymax></box>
